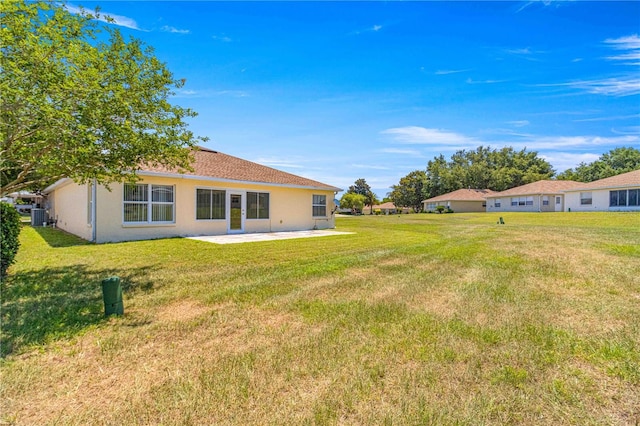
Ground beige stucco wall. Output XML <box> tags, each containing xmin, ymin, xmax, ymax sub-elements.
<box><xmin>422</xmin><ymin>200</ymin><xmax>485</xmax><ymax>213</ymax></box>
<box><xmin>449</xmin><ymin>200</ymin><xmax>486</xmax><ymax>213</ymax></box>
<box><xmin>46</xmin><ymin>180</ymin><xmax>93</xmax><ymax>241</ymax></box>
<box><xmin>486</xmin><ymin>194</ymin><xmax>561</xmax><ymax>213</ymax></box>
<box><xmin>68</xmin><ymin>176</ymin><xmax>338</xmax><ymax>243</ymax></box>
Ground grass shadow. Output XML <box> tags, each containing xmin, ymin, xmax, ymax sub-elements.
<box><xmin>30</xmin><ymin>225</ymin><xmax>91</xmax><ymax>248</ymax></box>
<box><xmin>1</xmin><ymin>264</ymin><xmax>155</xmax><ymax>357</ymax></box>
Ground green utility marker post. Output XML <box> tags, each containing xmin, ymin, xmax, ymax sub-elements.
<box><xmin>101</xmin><ymin>276</ymin><xmax>124</xmax><ymax>316</ymax></box>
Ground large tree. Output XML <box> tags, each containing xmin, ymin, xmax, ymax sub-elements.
<box><xmin>0</xmin><ymin>0</ymin><xmax>205</xmax><ymax>196</ymax></box>
<box><xmin>338</xmin><ymin>192</ymin><xmax>366</xmax><ymax>214</ymax></box>
<box><xmin>424</xmin><ymin>146</ymin><xmax>554</xmax><ymax>196</ymax></box>
<box><xmin>347</xmin><ymin>178</ymin><xmax>378</xmax><ymax>214</ymax></box>
<box><xmin>388</xmin><ymin>170</ymin><xmax>428</xmax><ymax>212</ymax></box>
<box><xmin>557</xmin><ymin>147</ymin><xmax>640</xmax><ymax>182</ymax></box>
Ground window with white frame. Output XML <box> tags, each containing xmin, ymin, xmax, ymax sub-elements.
<box><xmin>495</xmin><ymin>199</ymin><xmax>501</xmax><ymax>207</ymax></box>
<box><xmin>124</xmin><ymin>183</ymin><xmax>174</xmax><ymax>223</ymax></box>
<box><xmin>542</xmin><ymin>196</ymin><xmax>549</xmax><ymax>206</ymax></box>
<box><xmin>196</xmin><ymin>189</ymin><xmax>225</xmax><ymax>220</ymax></box>
<box><xmin>247</xmin><ymin>192</ymin><xmax>269</xmax><ymax>219</ymax></box>
<box><xmin>312</xmin><ymin>194</ymin><xmax>327</xmax><ymax>217</ymax></box>
<box><xmin>580</xmin><ymin>192</ymin><xmax>592</xmax><ymax>205</ymax></box>
<box><xmin>525</xmin><ymin>196</ymin><xmax>533</xmax><ymax>206</ymax></box>
<box><xmin>511</xmin><ymin>198</ymin><xmax>518</xmax><ymax>206</ymax></box>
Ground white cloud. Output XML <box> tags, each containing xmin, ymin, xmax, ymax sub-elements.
<box><xmin>213</xmin><ymin>35</ymin><xmax>232</xmax><ymax>43</ymax></box>
<box><xmin>540</xmin><ymin>152</ymin><xmax>602</xmax><ymax>172</ymax></box>
<box><xmin>379</xmin><ymin>148</ymin><xmax>423</xmax><ymax>156</ymax></box>
<box><xmin>466</xmin><ymin>78</ymin><xmax>506</xmax><ymax>84</ymax></box>
<box><xmin>382</xmin><ymin>126</ymin><xmax>638</xmax><ymax>155</ymax></box>
<box><xmin>563</xmin><ymin>77</ymin><xmax>640</xmax><ymax>97</ymax></box>
<box><xmin>161</xmin><ymin>25</ymin><xmax>190</xmax><ymax>34</ymax></box>
<box><xmin>604</xmin><ymin>35</ymin><xmax>640</xmax><ymax>64</ymax></box>
<box><xmin>382</xmin><ymin>127</ymin><xmax>478</xmax><ymax>146</ymax></box>
<box><xmin>506</xmin><ymin>47</ymin><xmax>532</xmax><ymax>55</ymax></box>
<box><xmin>65</xmin><ymin>4</ymin><xmax>143</xmax><ymax>30</ymax></box>
<box><xmin>507</xmin><ymin>120</ymin><xmax>530</xmax><ymax>127</ymax></box>
<box><xmin>435</xmin><ymin>69</ymin><xmax>471</xmax><ymax>75</ymax></box>
<box><xmin>351</xmin><ymin>24</ymin><xmax>384</xmax><ymax>35</ymax></box>
<box><xmin>604</xmin><ymin>34</ymin><xmax>640</xmax><ymax>51</ymax></box>
<box><xmin>572</xmin><ymin>113</ymin><xmax>640</xmax><ymax>122</ymax></box>
<box><xmin>512</xmin><ymin>135</ymin><xmax>639</xmax><ymax>150</ymax></box>
<box><xmin>351</xmin><ymin>164</ymin><xmax>391</xmax><ymax>170</ymax></box>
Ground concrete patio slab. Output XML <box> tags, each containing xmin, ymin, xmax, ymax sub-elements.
<box><xmin>187</xmin><ymin>230</ymin><xmax>354</xmax><ymax>245</ymax></box>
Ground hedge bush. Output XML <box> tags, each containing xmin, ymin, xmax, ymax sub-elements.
<box><xmin>1</xmin><ymin>202</ymin><xmax>21</xmax><ymax>279</ymax></box>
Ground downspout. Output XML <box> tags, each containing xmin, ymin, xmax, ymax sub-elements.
<box><xmin>91</xmin><ymin>179</ymin><xmax>97</xmax><ymax>243</ymax></box>
<box><xmin>539</xmin><ymin>194</ymin><xmax>542</xmax><ymax>213</ymax></box>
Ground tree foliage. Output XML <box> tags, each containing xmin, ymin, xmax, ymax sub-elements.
<box><xmin>346</xmin><ymin>178</ymin><xmax>378</xmax><ymax>214</ymax></box>
<box><xmin>339</xmin><ymin>193</ymin><xmax>366</xmax><ymax>213</ymax></box>
<box><xmin>0</xmin><ymin>0</ymin><xmax>206</xmax><ymax>196</ymax></box>
<box><xmin>0</xmin><ymin>203</ymin><xmax>21</xmax><ymax>279</ymax></box>
<box><xmin>423</xmin><ymin>146</ymin><xmax>554</xmax><ymax>198</ymax></box>
<box><xmin>388</xmin><ymin>170</ymin><xmax>428</xmax><ymax>212</ymax></box>
<box><xmin>556</xmin><ymin>147</ymin><xmax>640</xmax><ymax>182</ymax></box>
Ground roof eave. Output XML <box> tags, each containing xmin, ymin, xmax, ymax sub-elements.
<box><xmin>42</xmin><ymin>178</ymin><xmax>73</xmax><ymax>194</ymax></box>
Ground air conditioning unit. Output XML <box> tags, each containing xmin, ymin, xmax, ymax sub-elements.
<box><xmin>31</xmin><ymin>209</ymin><xmax>49</xmax><ymax>227</ymax></box>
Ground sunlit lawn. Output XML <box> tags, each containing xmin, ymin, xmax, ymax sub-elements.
<box><xmin>1</xmin><ymin>212</ymin><xmax>639</xmax><ymax>425</ymax></box>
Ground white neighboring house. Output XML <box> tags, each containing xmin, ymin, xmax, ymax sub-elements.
<box><xmin>485</xmin><ymin>180</ymin><xmax>584</xmax><ymax>213</ymax></box>
<box><xmin>562</xmin><ymin>169</ymin><xmax>640</xmax><ymax>212</ymax></box>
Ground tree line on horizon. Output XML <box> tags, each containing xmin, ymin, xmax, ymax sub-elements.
<box><xmin>342</xmin><ymin>146</ymin><xmax>640</xmax><ymax>213</ymax></box>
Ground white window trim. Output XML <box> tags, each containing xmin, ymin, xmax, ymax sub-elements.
<box><xmin>123</xmin><ymin>183</ymin><xmax>175</xmax><ymax>225</ymax></box>
<box><xmin>312</xmin><ymin>194</ymin><xmax>327</xmax><ymax>217</ymax></box>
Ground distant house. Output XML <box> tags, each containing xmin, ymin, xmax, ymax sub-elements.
<box><xmin>486</xmin><ymin>180</ymin><xmax>584</xmax><ymax>213</ymax></box>
<box><xmin>43</xmin><ymin>147</ymin><xmax>341</xmax><ymax>243</ymax></box>
<box><xmin>423</xmin><ymin>188</ymin><xmax>496</xmax><ymax>213</ymax></box>
<box><xmin>363</xmin><ymin>202</ymin><xmax>409</xmax><ymax>215</ymax></box>
<box><xmin>563</xmin><ymin>170</ymin><xmax>640</xmax><ymax>212</ymax></box>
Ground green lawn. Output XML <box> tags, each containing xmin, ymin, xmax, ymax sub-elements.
<box><xmin>1</xmin><ymin>213</ymin><xmax>639</xmax><ymax>425</ymax></box>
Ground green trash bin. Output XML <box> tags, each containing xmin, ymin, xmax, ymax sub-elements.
<box><xmin>101</xmin><ymin>276</ymin><xmax>124</xmax><ymax>316</ymax></box>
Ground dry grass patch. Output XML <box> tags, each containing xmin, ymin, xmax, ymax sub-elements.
<box><xmin>2</xmin><ymin>213</ymin><xmax>638</xmax><ymax>425</ymax></box>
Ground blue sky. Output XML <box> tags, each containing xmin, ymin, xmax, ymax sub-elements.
<box><xmin>68</xmin><ymin>1</ymin><xmax>639</xmax><ymax>197</ymax></box>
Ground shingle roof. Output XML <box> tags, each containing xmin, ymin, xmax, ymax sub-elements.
<box><xmin>372</xmin><ymin>202</ymin><xmax>397</xmax><ymax>209</ymax></box>
<box><xmin>562</xmin><ymin>169</ymin><xmax>640</xmax><ymax>191</ymax></box>
<box><xmin>142</xmin><ymin>147</ymin><xmax>341</xmax><ymax>191</ymax></box>
<box><xmin>487</xmin><ymin>180</ymin><xmax>584</xmax><ymax>197</ymax></box>
<box><xmin>423</xmin><ymin>188</ymin><xmax>496</xmax><ymax>203</ymax></box>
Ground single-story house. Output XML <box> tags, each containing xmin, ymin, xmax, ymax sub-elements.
<box><xmin>485</xmin><ymin>180</ymin><xmax>584</xmax><ymax>213</ymax></box>
<box><xmin>43</xmin><ymin>147</ymin><xmax>342</xmax><ymax>243</ymax></box>
<box><xmin>422</xmin><ymin>188</ymin><xmax>496</xmax><ymax>213</ymax></box>
<box><xmin>363</xmin><ymin>202</ymin><xmax>409</xmax><ymax>215</ymax></box>
<box><xmin>562</xmin><ymin>169</ymin><xmax>640</xmax><ymax>212</ymax></box>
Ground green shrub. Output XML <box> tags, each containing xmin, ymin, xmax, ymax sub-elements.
<box><xmin>1</xmin><ymin>202</ymin><xmax>21</xmax><ymax>279</ymax></box>
<box><xmin>435</xmin><ymin>205</ymin><xmax>445</xmax><ymax>214</ymax></box>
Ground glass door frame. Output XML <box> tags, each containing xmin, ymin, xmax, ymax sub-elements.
<box><xmin>227</xmin><ymin>192</ymin><xmax>245</xmax><ymax>233</ymax></box>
